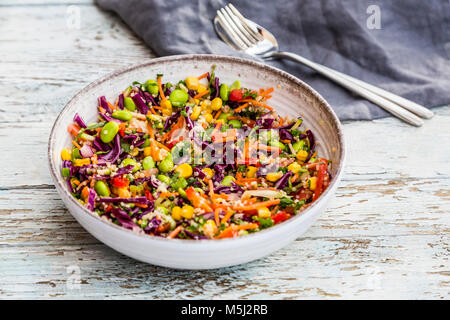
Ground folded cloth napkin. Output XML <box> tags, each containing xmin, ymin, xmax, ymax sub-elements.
<box><xmin>96</xmin><ymin>0</ymin><xmax>450</xmax><ymax>120</ymax></box>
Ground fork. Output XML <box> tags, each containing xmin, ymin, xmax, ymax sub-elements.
<box><xmin>214</xmin><ymin>4</ymin><xmax>434</xmax><ymax>126</ymax></box>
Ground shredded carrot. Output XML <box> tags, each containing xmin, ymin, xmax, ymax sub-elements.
<box><xmin>72</xmin><ymin>140</ymin><xmax>82</xmax><ymax>149</ymax></box>
<box><xmin>259</xmin><ymin>87</ymin><xmax>274</xmax><ymax>97</ymax></box>
<box><xmin>208</xmin><ymin>179</ymin><xmax>215</xmax><ymax>197</ymax></box>
<box><xmin>193</xmin><ymin>89</ymin><xmax>210</xmax><ymax>99</ymax></box>
<box><xmin>168</xmin><ymin>225</ymin><xmax>183</xmax><ymax>239</ymax></box>
<box><xmin>91</xmin><ymin>154</ymin><xmax>98</xmax><ymax>165</ymax></box>
<box><xmin>155</xmin><ymin>141</ymin><xmax>171</xmax><ymax>152</ymax></box>
<box><xmin>197</xmin><ymin>72</ymin><xmax>209</xmax><ymax>80</ymax></box>
<box><xmin>108</xmin><ymin>101</ymin><xmax>116</xmax><ymax>111</ymax></box>
<box><xmin>281</xmin><ymin>139</ymin><xmax>291</xmax><ymax>144</ymax></box>
<box><xmin>157</xmin><ymin>75</ymin><xmax>165</xmax><ymax>101</ymax></box>
<box><xmin>147</xmin><ymin>123</ymin><xmax>155</xmax><ymax>140</ymax></box>
<box><xmin>215</xmin><ymin>223</ymin><xmax>259</xmax><ymax>239</ymax></box>
<box><xmin>221</xmin><ymin>210</ymin><xmax>235</xmax><ymax>224</ymax></box>
<box><xmin>68</xmin><ymin>123</ymin><xmax>81</xmax><ymax>136</ymax></box>
<box><xmin>236</xmin><ymin>100</ymin><xmax>273</xmax><ymax>111</ymax></box>
<box><xmin>214</xmin><ymin>208</ymin><xmax>220</xmax><ymax>226</ymax></box>
<box><xmin>160</xmin><ymin>192</ymin><xmax>179</xmax><ymax>198</ymax></box>
<box><xmin>134</xmin><ymin>203</ymin><xmax>148</xmax><ymax>208</ymax></box>
<box><xmin>152</xmin><ymin>105</ymin><xmax>162</xmax><ymax>110</ymax></box>
<box><xmin>237</xmin><ymin>223</ymin><xmax>259</xmax><ymax>230</ymax></box>
<box><xmin>81</xmin><ymin>186</ymin><xmax>90</xmax><ymax>200</ymax></box>
<box><xmin>233</xmin><ymin>199</ymin><xmax>280</xmax><ymax>211</ymax></box>
<box><xmin>214</xmin><ymin>110</ymin><xmax>222</xmax><ymax>119</ymax></box>
<box><xmin>234</xmin><ymin>103</ymin><xmax>249</xmax><ymax>113</ymax></box>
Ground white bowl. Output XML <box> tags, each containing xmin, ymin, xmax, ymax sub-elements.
<box><xmin>48</xmin><ymin>54</ymin><xmax>345</xmax><ymax>269</ymax></box>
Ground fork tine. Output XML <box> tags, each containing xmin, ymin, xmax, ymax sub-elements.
<box><xmin>213</xmin><ymin>16</ymin><xmax>241</xmax><ymax>51</ymax></box>
<box><xmin>223</xmin><ymin>6</ymin><xmax>258</xmax><ymax>45</ymax></box>
<box><xmin>228</xmin><ymin>3</ymin><xmax>264</xmax><ymax>41</ymax></box>
<box><xmin>219</xmin><ymin>8</ymin><xmax>253</xmax><ymax>48</ymax></box>
<box><xmin>216</xmin><ymin>10</ymin><xmax>248</xmax><ymax>50</ymax></box>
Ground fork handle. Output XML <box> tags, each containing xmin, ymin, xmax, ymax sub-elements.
<box><xmin>269</xmin><ymin>51</ymin><xmax>428</xmax><ymax>126</ymax></box>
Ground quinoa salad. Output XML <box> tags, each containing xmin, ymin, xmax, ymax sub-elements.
<box><xmin>61</xmin><ymin>66</ymin><xmax>332</xmax><ymax>239</ymax></box>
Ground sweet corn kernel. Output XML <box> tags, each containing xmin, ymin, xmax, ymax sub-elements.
<box><xmin>204</xmin><ymin>113</ymin><xmax>213</xmax><ymax>123</ymax></box>
<box><xmin>308</xmin><ymin>177</ymin><xmax>317</xmax><ymax>191</ymax></box>
<box><xmin>197</xmin><ymin>83</ymin><xmax>207</xmax><ymax>93</ymax></box>
<box><xmin>247</xmin><ymin>166</ymin><xmax>258</xmax><ymax>178</ymax></box>
<box><xmin>190</xmin><ymin>105</ymin><xmax>201</xmax><ymax>120</ymax></box>
<box><xmin>61</xmin><ymin>148</ymin><xmax>72</xmax><ymax>161</ymax></box>
<box><xmin>296</xmin><ymin>150</ymin><xmax>309</xmax><ymax>162</ymax></box>
<box><xmin>210</xmin><ymin>97</ymin><xmax>223</xmax><ymax>111</ymax></box>
<box><xmin>266</xmin><ymin>171</ymin><xmax>283</xmax><ymax>182</ymax></box>
<box><xmin>160</xmin><ymin>99</ymin><xmax>173</xmax><ymax>116</ymax></box>
<box><xmin>172</xmin><ymin>206</ymin><xmax>182</xmax><ymax>220</ymax></box>
<box><xmin>203</xmin><ymin>168</ymin><xmax>213</xmax><ymax>179</ymax></box>
<box><xmin>175</xmin><ymin>163</ymin><xmax>193</xmax><ymax>178</ymax></box>
<box><xmin>202</xmin><ymin>219</ymin><xmax>217</xmax><ymax>238</ymax></box>
<box><xmin>117</xmin><ymin>187</ymin><xmax>131</xmax><ymax>198</ymax></box>
<box><xmin>74</xmin><ymin>158</ymin><xmax>91</xmax><ymax>166</ymax></box>
<box><xmin>185</xmin><ymin>76</ymin><xmax>200</xmax><ymax>90</ymax></box>
<box><xmin>215</xmin><ymin>119</ymin><xmax>225</xmax><ymax>125</ymax></box>
<box><xmin>200</xmin><ymin>100</ymin><xmax>211</xmax><ymax>112</ymax></box>
<box><xmin>257</xmin><ymin>207</ymin><xmax>271</xmax><ymax>218</ymax></box>
<box><xmin>181</xmin><ymin>205</ymin><xmax>194</xmax><ymax>219</ymax></box>
<box><xmin>130</xmin><ymin>147</ymin><xmax>139</xmax><ymax>157</ymax></box>
<box><xmin>288</xmin><ymin>162</ymin><xmax>302</xmax><ymax>173</ymax></box>
<box><xmin>143</xmin><ymin>147</ymin><xmax>152</xmax><ymax>157</ymax></box>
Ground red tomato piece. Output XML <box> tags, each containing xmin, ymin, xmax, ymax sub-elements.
<box><xmin>229</xmin><ymin>89</ymin><xmax>243</xmax><ymax>101</ymax></box>
<box><xmin>272</xmin><ymin>211</ymin><xmax>291</xmax><ymax>224</ymax></box>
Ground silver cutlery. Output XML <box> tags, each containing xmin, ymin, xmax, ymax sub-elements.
<box><xmin>214</xmin><ymin>3</ymin><xmax>434</xmax><ymax>126</ymax></box>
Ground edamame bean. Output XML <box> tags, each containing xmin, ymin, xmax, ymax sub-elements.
<box><xmin>221</xmin><ymin>175</ymin><xmax>236</xmax><ymax>186</ymax></box>
<box><xmin>94</xmin><ymin>180</ymin><xmax>110</xmax><ymax>197</ymax></box>
<box><xmin>121</xmin><ymin>158</ymin><xmax>139</xmax><ymax>173</ymax></box>
<box><xmin>123</xmin><ymin>97</ymin><xmax>136</xmax><ymax>111</ymax></box>
<box><xmin>142</xmin><ymin>156</ymin><xmax>155</xmax><ymax>170</ymax></box>
<box><xmin>100</xmin><ymin>121</ymin><xmax>119</xmax><ymax>143</ymax></box>
<box><xmin>219</xmin><ymin>84</ymin><xmax>230</xmax><ymax>101</ymax></box>
<box><xmin>228</xmin><ymin>119</ymin><xmax>242</xmax><ymax>128</ymax></box>
<box><xmin>145</xmin><ymin>79</ymin><xmax>159</xmax><ymax>95</ymax></box>
<box><xmin>169</xmin><ymin>89</ymin><xmax>189</xmax><ymax>107</ymax></box>
<box><xmin>112</xmin><ymin>109</ymin><xmax>132</xmax><ymax>121</ymax></box>
<box><xmin>218</xmin><ymin>112</ymin><xmax>232</xmax><ymax>123</ymax></box>
<box><xmin>158</xmin><ymin>154</ymin><xmax>174</xmax><ymax>173</ymax></box>
<box><xmin>292</xmin><ymin>140</ymin><xmax>305</xmax><ymax>152</ymax></box>
<box><xmin>157</xmin><ymin>174</ymin><xmax>171</xmax><ymax>184</ymax></box>
<box><xmin>142</xmin><ymin>138</ymin><xmax>151</xmax><ymax>148</ymax></box>
<box><xmin>230</xmin><ymin>80</ymin><xmax>241</xmax><ymax>91</ymax></box>
<box><xmin>270</xmin><ymin>140</ymin><xmax>286</xmax><ymax>151</ymax></box>
<box><xmin>170</xmin><ymin>177</ymin><xmax>187</xmax><ymax>190</ymax></box>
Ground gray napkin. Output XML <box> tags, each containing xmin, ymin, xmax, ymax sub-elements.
<box><xmin>96</xmin><ymin>0</ymin><xmax>450</xmax><ymax>120</ymax></box>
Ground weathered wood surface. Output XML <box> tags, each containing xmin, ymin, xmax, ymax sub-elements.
<box><xmin>0</xmin><ymin>1</ymin><xmax>448</xmax><ymax>299</ymax></box>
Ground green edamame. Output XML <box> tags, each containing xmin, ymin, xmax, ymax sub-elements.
<box><xmin>269</xmin><ymin>140</ymin><xmax>286</xmax><ymax>151</ymax></box>
<box><xmin>228</xmin><ymin>119</ymin><xmax>242</xmax><ymax>128</ymax></box>
<box><xmin>230</xmin><ymin>80</ymin><xmax>241</xmax><ymax>91</ymax></box>
<box><xmin>145</xmin><ymin>79</ymin><xmax>159</xmax><ymax>95</ymax></box>
<box><xmin>142</xmin><ymin>156</ymin><xmax>155</xmax><ymax>170</ymax></box>
<box><xmin>170</xmin><ymin>177</ymin><xmax>187</xmax><ymax>190</ymax></box>
<box><xmin>121</xmin><ymin>158</ymin><xmax>139</xmax><ymax>173</ymax></box>
<box><xmin>219</xmin><ymin>84</ymin><xmax>230</xmax><ymax>101</ymax></box>
<box><xmin>157</xmin><ymin>174</ymin><xmax>171</xmax><ymax>184</ymax></box>
<box><xmin>123</xmin><ymin>97</ymin><xmax>136</xmax><ymax>111</ymax></box>
<box><xmin>158</xmin><ymin>154</ymin><xmax>174</xmax><ymax>173</ymax></box>
<box><xmin>141</xmin><ymin>138</ymin><xmax>151</xmax><ymax>148</ymax></box>
<box><xmin>221</xmin><ymin>175</ymin><xmax>235</xmax><ymax>186</ymax></box>
<box><xmin>94</xmin><ymin>180</ymin><xmax>110</xmax><ymax>197</ymax></box>
<box><xmin>292</xmin><ymin>140</ymin><xmax>305</xmax><ymax>152</ymax></box>
<box><xmin>112</xmin><ymin>109</ymin><xmax>132</xmax><ymax>121</ymax></box>
<box><xmin>169</xmin><ymin>89</ymin><xmax>189</xmax><ymax>107</ymax></box>
<box><xmin>218</xmin><ymin>112</ymin><xmax>232</xmax><ymax>123</ymax></box>
<box><xmin>100</xmin><ymin>121</ymin><xmax>119</xmax><ymax>143</ymax></box>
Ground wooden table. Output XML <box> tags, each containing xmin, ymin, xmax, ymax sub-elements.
<box><xmin>1</xmin><ymin>0</ymin><xmax>448</xmax><ymax>299</ymax></box>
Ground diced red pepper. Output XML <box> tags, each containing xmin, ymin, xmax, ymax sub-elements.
<box><xmin>272</xmin><ymin>211</ymin><xmax>291</xmax><ymax>224</ymax></box>
<box><xmin>313</xmin><ymin>162</ymin><xmax>328</xmax><ymax>201</ymax></box>
<box><xmin>229</xmin><ymin>89</ymin><xmax>243</xmax><ymax>101</ymax></box>
<box><xmin>111</xmin><ymin>176</ymin><xmax>129</xmax><ymax>188</ymax></box>
<box><xmin>145</xmin><ymin>189</ymin><xmax>154</xmax><ymax>201</ymax></box>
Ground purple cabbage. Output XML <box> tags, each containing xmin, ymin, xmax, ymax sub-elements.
<box><xmin>274</xmin><ymin>171</ymin><xmax>293</xmax><ymax>190</ymax></box>
<box><xmin>79</xmin><ymin>144</ymin><xmax>94</xmax><ymax>158</ymax></box>
<box><xmin>110</xmin><ymin>208</ymin><xmax>139</xmax><ymax>230</ymax></box>
<box><xmin>144</xmin><ymin>216</ymin><xmax>161</xmax><ymax>234</ymax></box>
<box><xmin>187</xmin><ymin>89</ymin><xmax>196</xmax><ymax>98</ymax></box>
<box><xmin>164</xmin><ymin>85</ymin><xmax>173</xmax><ymax>97</ymax></box>
<box><xmin>279</xmin><ymin>128</ymin><xmax>293</xmax><ymax>141</ymax></box>
<box><xmin>184</xmin><ymin>106</ymin><xmax>194</xmax><ymax>131</ymax></box>
<box><xmin>73</xmin><ymin>113</ymin><xmax>87</xmax><ymax>129</ymax></box>
<box><xmin>98</xmin><ymin>96</ymin><xmax>112</xmax><ymax>114</ymax></box>
<box><xmin>184</xmin><ymin>230</ymin><xmax>208</xmax><ymax>240</ymax></box>
<box><xmin>99</xmin><ymin>112</ymin><xmax>122</xmax><ymax>123</ymax></box>
<box><xmin>118</xmin><ymin>93</ymin><xmax>124</xmax><ymax>109</ymax></box>
<box><xmin>98</xmin><ymin>134</ymin><xmax>121</xmax><ymax>164</ymax></box>
<box><xmin>193</xmin><ymin>166</ymin><xmax>206</xmax><ymax>179</ymax></box>
<box><xmin>98</xmin><ymin>196</ymin><xmax>149</xmax><ymax>204</ymax></box>
<box><xmin>214</xmin><ymin>182</ymin><xmax>243</xmax><ymax>194</ymax></box>
<box><xmin>213</xmin><ymin>77</ymin><xmax>220</xmax><ymax>98</ymax></box>
<box><xmin>164</xmin><ymin>111</ymin><xmax>180</xmax><ymax>131</ymax></box>
<box><xmin>141</xmin><ymin>90</ymin><xmax>158</xmax><ymax>106</ymax></box>
<box><xmin>255</xmin><ymin>118</ymin><xmax>274</xmax><ymax>129</ymax></box>
<box><xmin>304</xmin><ymin>129</ymin><xmax>316</xmax><ymax>163</ymax></box>
<box><xmin>115</xmin><ymin>164</ymin><xmax>135</xmax><ymax>176</ymax></box>
<box><xmin>93</xmin><ymin>136</ymin><xmax>111</xmax><ymax>152</ymax></box>
<box><xmin>134</xmin><ymin>139</ymin><xmax>146</xmax><ymax>148</ymax></box>
<box><xmin>131</xmin><ymin>93</ymin><xmax>150</xmax><ymax>114</ymax></box>
<box><xmin>86</xmin><ymin>188</ymin><xmax>96</xmax><ymax>211</ymax></box>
